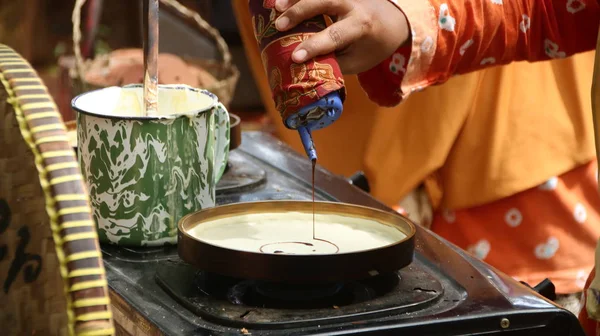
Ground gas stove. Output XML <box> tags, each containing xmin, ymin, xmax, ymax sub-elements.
<box><xmin>101</xmin><ymin>132</ymin><xmax>584</xmax><ymax>336</ymax></box>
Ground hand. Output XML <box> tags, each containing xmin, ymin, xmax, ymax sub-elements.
<box><xmin>274</xmin><ymin>0</ymin><xmax>410</xmax><ymax>74</ymax></box>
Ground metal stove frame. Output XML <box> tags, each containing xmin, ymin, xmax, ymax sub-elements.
<box><xmin>102</xmin><ymin>132</ymin><xmax>585</xmax><ymax>336</ymax></box>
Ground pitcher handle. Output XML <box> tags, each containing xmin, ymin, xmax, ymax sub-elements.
<box><xmin>214</xmin><ymin>102</ymin><xmax>231</xmax><ymax>183</ymax></box>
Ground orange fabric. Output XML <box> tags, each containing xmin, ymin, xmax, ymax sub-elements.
<box><xmin>361</xmin><ymin>0</ymin><xmax>600</xmax><ymax>297</ymax></box>
<box><xmin>364</xmin><ymin>53</ymin><xmax>596</xmax><ymax>210</ymax></box>
<box><xmin>362</xmin><ymin>0</ymin><xmax>600</xmax><ymax>105</ymax></box>
<box><xmin>430</xmin><ymin>161</ymin><xmax>600</xmax><ymax>294</ymax></box>
<box><xmin>360</xmin><ymin>0</ymin><xmax>598</xmax><ymax>209</ymax></box>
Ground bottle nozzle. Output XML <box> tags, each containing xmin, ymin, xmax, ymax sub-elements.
<box><xmin>298</xmin><ymin>126</ymin><xmax>317</xmax><ymax>161</ymax></box>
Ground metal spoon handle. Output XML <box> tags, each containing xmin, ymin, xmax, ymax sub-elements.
<box><xmin>143</xmin><ymin>0</ymin><xmax>159</xmax><ymax>116</ymax></box>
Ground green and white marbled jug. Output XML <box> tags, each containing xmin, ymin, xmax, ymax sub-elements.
<box><xmin>73</xmin><ymin>84</ymin><xmax>230</xmax><ymax>247</ymax></box>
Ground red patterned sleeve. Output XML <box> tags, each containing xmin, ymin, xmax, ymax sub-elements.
<box><xmin>358</xmin><ymin>0</ymin><xmax>600</xmax><ymax>107</ymax></box>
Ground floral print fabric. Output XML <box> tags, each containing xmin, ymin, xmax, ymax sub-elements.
<box><xmin>429</xmin><ymin>161</ymin><xmax>600</xmax><ymax>295</ymax></box>
<box><xmin>358</xmin><ymin>0</ymin><xmax>600</xmax><ymax>106</ymax></box>
<box><xmin>249</xmin><ymin>0</ymin><xmax>346</xmax><ymax>121</ymax></box>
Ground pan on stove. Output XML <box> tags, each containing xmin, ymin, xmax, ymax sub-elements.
<box><xmin>178</xmin><ymin>201</ymin><xmax>416</xmax><ymax>284</ymax></box>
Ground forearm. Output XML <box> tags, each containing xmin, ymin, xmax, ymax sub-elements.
<box><xmin>359</xmin><ymin>0</ymin><xmax>600</xmax><ymax>106</ymax></box>
<box><xmin>427</xmin><ymin>0</ymin><xmax>599</xmax><ymax>76</ymax></box>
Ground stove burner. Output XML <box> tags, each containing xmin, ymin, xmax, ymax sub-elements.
<box><xmin>227</xmin><ymin>281</ymin><xmax>347</xmax><ymax>307</ymax></box>
<box><xmin>253</xmin><ymin>282</ymin><xmax>344</xmax><ymax>302</ymax></box>
<box><xmin>155</xmin><ymin>260</ymin><xmax>444</xmax><ymax>329</ymax></box>
<box><xmin>217</xmin><ymin>151</ymin><xmax>267</xmax><ymax>194</ymax></box>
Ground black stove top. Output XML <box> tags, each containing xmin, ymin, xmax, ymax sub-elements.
<box><xmin>101</xmin><ymin>132</ymin><xmax>584</xmax><ymax>336</ymax></box>
<box><xmin>154</xmin><ymin>260</ymin><xmax>444</xmax><ymax>329</ymax></box>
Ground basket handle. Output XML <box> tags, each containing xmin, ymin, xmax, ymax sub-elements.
<box><xmin>72</xmin><ymin>0</ymin><xmax>233</xmax><ymax>81</ymax></box>
<box><xmin>159</xmin><ymin>0</ymin><xmax>233</xmax><ymax>68</ymax></box>
<box><xmin>72</xmin><ymin>0</ymin><xmax>87</xmax><ymax>82</ymax></box>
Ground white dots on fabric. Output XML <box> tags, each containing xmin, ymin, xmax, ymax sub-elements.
<box><xmin>480</xmin><ymin>57</ymin><xmax>496</xmax><ymax>65</ymax></box>
<box><xmin>534</xmin><ymin>237</ymin><xmax>559</xmax><ymax>260</ymax></box>
<box><xmin>545</xmin><ymin>39</ymin><xmax>566</xmax><ymax>59</ymax></box>
<box><xmin>439</xmin><ymin>4</ymin><xmax>456</xmax><ymax>32</ymax></box>
<box><xmin>576</xmin><ymin>269</ymin><xmax>589</xmax><ymax>289</ymax></box>
<box><xmin>421</xmin><ymin>36</ymin><xmax>434</xmax><ymax>52</ymax></box>
<box><xmin>574</xmin><ymin>203</ymin><xmax>587</xmax><ymax>224</ymax></box>
<box><xmin>468</xmin><ymin>239</ymin><xmax>491</xmax><ymax>260</ymax></box>
<box><xmin>520</xmin><ymin>14</ymin><xmax>531</xmax><ymax>33</ymax></box>
<box><xmin>567</xmin><ymin>0</ymin><xmax>586</xmax><ymax>14</ymax></box>
<box><xmin>505</xmin><ymin>208</ymin><xmax>523</xmax><ymax>228</ymax></box>
<box><xmin>389</xmin><ymin>53</ymin><xmax>407</xmax><ymax>75</ymax></box>
<box><xmin>539</xmin><ymin>176</ymin><xmax>558</xmax><ymax>191</ymax></box>
<box><xmin>443</xmin><ymin>209</ymin><xmax>456</xmax><ymax>223</ymax></box>
<box><xmin>459</xmin><ymin>39</ymin><xmax>474</xmax><ymax>55</ymax></box>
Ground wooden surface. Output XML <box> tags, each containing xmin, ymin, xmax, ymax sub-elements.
<box><xmin>109</xmin><ymin>290</ymin><xmax>162</xmax><ymax>336</ymax></box>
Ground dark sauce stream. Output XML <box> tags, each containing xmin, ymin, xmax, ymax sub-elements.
<box><xmin>311</xmin><ymin>159</ymin><xmax>339</xmax><ymax>251</ymax></box>
<box><xmin>312</xmin><ymin>158</ymin><xmax>316</xmax><ymax>239</ymax></box>
<box><xmin>258</xmin><ymin>158</ymin><xmax>339</xmax><ymax>254</ymax></box>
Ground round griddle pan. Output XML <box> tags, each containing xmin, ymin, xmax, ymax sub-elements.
<box><xmin>178</xmin><ymin>201</ymin><xmax>416</xmax><ymax>284</ymax></box>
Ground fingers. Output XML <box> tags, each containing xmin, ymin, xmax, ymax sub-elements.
<box><xmin>291</xmin><ymin>17</ymin><xmax>363</xmax><ymax>63</ymax></box>
<box><xmin>275</xmin><ymin>0</ymin><xmax>352</xmax><ymax>31</ymax></box>
<box><xmin>274</xmin><ymin>0</ymin><xmax>300</xmax><ymax>12</ymax></box>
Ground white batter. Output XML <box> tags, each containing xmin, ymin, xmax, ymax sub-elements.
<box><xmin>186</xmin><ymin>212</ymin><xmax>408</xmax><ymax>255</ymax></box>
<box><xmin>74</xmin><ymin>85</ymin><xmax>215</xmax><ymax>118</ymax></box>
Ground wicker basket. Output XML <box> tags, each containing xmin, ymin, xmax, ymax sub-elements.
<box><xmin>60</xmin><ymin>0</ymin><xmax>239</xmax><ymax>120</ymax></box>
<box><xmin>0</xmin><ymin>44</ymin><xmax>114</xmax><ymax>335</ymax></box>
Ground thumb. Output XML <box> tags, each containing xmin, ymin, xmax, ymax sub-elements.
<box><xmin>292</xmin><ymin>19</ymin><xmax>362</xmax><ymax>63</ymax></box>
